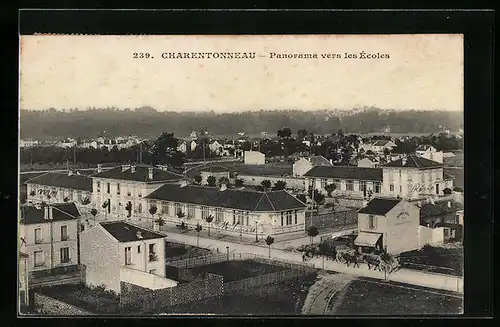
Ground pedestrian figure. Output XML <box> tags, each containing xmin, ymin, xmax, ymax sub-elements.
<box><xmin>216</xmin><ymin>247</ymin><xmax>219</xmax><ymax>254</ymax></box>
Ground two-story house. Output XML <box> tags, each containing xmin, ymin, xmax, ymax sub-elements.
<box><xmin>292</xmin><ymin>156</ymin><xmax>333</xmax><ymax>177</ymax></box>
<box><xmin>356</xmin><ymin>198</ymin><xmax>421</xmax><ymax>255</ymax></box>
<box><xmin>19</xmin><ymin>203</ymin><xmax>80</xmax><ymax>274</ymax></box>
<box><xmin>91</xmin><ymin>164</ymin><xmax>184</xmax><ymax>221</ymax></box>
<box><xmin>303</xmin><ymin>166</ymin><xmax>383</xmax><ymax>198</ymax></box>
<box><xmin>382</xmin><ymin>154</ymin><xmax>454</xmax><ymax>199</ymax></box>
<box><xmin>80</xmin><ymin>221</ymin><xmax>176</xmax><ymax>294</ymax></box>
<box><xmin>25</xmin><ymin>172</ymin><xmax>93</xmax><ymax>214</ymax></box>
<box><xmin>145</xmin><ymin>182</ymin><xmax>307</xmax><ymax>237</ymax></box>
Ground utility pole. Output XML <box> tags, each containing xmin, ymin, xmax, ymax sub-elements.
<box><xmin>139</xmin><ymin>142</ymin><xmax>143</xmax><ymax>164</ymax></box>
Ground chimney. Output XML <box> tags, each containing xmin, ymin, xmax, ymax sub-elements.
<box><xmin>43</xmin><ymin>205</ymin><xmax>49</xmax><ymax>220</ymax></box>
<box><xmin>68</xmin><ymin>170</ymin><xmax>73</xmax><ymax>176</ymax></box>
<box><xmin>136</xmin><ymin>230</ymin><xmax>143</xmax><ymax>239</ymax></box>
<box><xmin>131</xmin><ymin>165</ymin><xmax>136</xmax><ymax>173</ymax></box>
<box><xmin>220</xmin><ymin>183</ymin><xmax>227</xmax><ymax>191</ymax></box>
<box><xmin>148</xmin><ymin>167</ymin><xmax>154</xmax><ymax>180</ymax></box>
<box><xmin>401</xmin><ymin>157</ymin><xmax>407</xmax><ymax>166</ymax></box>
<box><xmin>180</xmin><ymin>180</ymin><xmax>188</xmax><ymax>187</ymax></box>
<box><xmin>447</xmin><ymin>201</ymin><xmax>451</xmax><ymax>208</ymax></box>
<box><xmin>97</xmin><ymin>164</ymin><xmax>102</xmax><ymax>173</ymax></box>
<box><xmin>329</xmin><ymin>159</ymin><xmax>333</xmax><ymax>165</ymax></box>
<box><xmin>430</xmin><ymin>198</ymin><xmax>435</xmax><ymax>205</ymax></box>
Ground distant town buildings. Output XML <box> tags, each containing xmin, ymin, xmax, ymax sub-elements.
<box><xmin>20</xmin><ymin>139</ymin><xmax>39</xmax><ymax>148</ymax></box>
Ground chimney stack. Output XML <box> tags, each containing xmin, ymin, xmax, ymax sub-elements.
<box><xmin>43</xmin><ymin>205</ymin><xmax>49</xmax><ymax>220</ymax></box>
<box><xmin>220</xmin><ymin>183</ymin><xmax>227</xmax><ymax>191</ymax></box>
<box><xmin>122</xmin><ymin>165</ymin><xmax>128</xmax><ymax>172</ymax></box>
<box><xmin>180</xmin><ymin>180</ymin><xmax>188</xmax><ymax>187</ymax></box>
<box><xmin>131</xmin><ymin>165</ymin><xmax>136</xmax><ymax>173</ymax></box>
<box><xmin>68</xmin><ymin>170</ymin><xmax>73</xmax><ymax>176</ymax></box>
<box><xmin>97</xmin><ymin>164</ymin><xmax>102</xmax><ymax>173</ymax></box>
<box><xmin>329</xmin><ymin>159</ymin><xmax>333</xmax><ymax>165</ymax></box>
<box><xmin>447</xmin><ymin>201</ymin><xmax>451</xmax><ymax>208</ymax></box>
<box><xmin>401</xmin><ymin>157</ymin><xmax>407</xmax><ymax>166</ymax></box>
<box><xmin>148</xmin><ymin>167</ymin><xmax>154</xmax><ymax>180</ymax></box>
<box><xmin>136</xmin><ymin>230</ymin><xmax>143</xmax><ymax>239</ymax></box>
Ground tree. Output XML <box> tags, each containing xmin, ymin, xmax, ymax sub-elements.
<box><xmin>207</xmin><ymin>175</ymin><xmax>216</xmax><ymax>187</ymax></box>
<box><xmin>272</xmin><ymin>180</ymin><xmax>287</xmax><ymax>191</ymax></box>
<box><xmin>63</xmin><ymin>197</ymin><xmax>70</xmax><ymax>203</ymax></box>
<box><xmin>155</xmin><ymin>216</ymin><xmax>165</xmax><ymax>230</ymax></box>
<box><xmin>29</xmin><ymin>190</ymin><xmax>36</xmax><ymax>197</ymax></box>
<box><xmin>194</xmin><ymin>175</ymin><xmax>202</xmax><ymax>184</ymax></box>
<box><xmin>324</xmin><ymin>183</ymin><xmax>337</xmax><ymax>197</ymax></box>
<box><xmin>205</xmin><ymin>215</ymin><xmax>214</xmax><ymax>236</ymax></box>
<box><xmin>195</xmin><ymin>223</ymin><xmax>203</xmax><ymax>246</ymax></box>
<box><xmin>297</xmin><ymin>129</ymin><xmax>308</xmax><ymax>140</ymax></box>
<box><xmin>308</xmin><ymin>188</ymin><xmax>325</xmax><ymax>205</ymax></box>
<box><xmin>443</xmin><ymin>188</ymin><xmax>453</xmax><ymax>195</ymax></box>
<box><xmin>235</xmin><ymin>178</ymin><xmax>244</xmax><ymax>187</ymax></box>
<box><xmin>307</xmin><ymin>225</ymin><xmax>319</xmax><ymax>245</ymax></box>
<box><xmin>383</xmin><ymin>147</ymin><xmax>391</xmax><ymax>156</ymax></box>
<box><xmin>90</xmin><ymin>208</ymin><xmax>98</xmax><ymax>225</ymax></box>
<box><xmin>296</xmin><ymin>194</ymin><xmax>307</xmax><ymax>203</ymax></box>
<box><xmin>219</xmin><ymin>176</ymin><xmax>229</xmax><ymax>185</ymax></box>
<box><xmin>149</xmin><ymin>132</ymin><xmax>185</xmax><ymax>167</ymax></box>
<box><xmin>277</xmin><ymin>127</ymin><xmax>292</xmax><ymax>138</ymax></box>
<box><xmin>81</xmin><ymin>197</ymin><xmax>91</xmax><ymax>206</ymax></box>
<box><xmin>261</xmin><ymin>179</ymin><xmax>272</xmax><ymax>189</ymax></box>
<box><xmin>149</xmin><ymin>205</ymin><xmax>158</xmax><ymax>228</ymax></box>
<box><xmin>265</xmin><ymin>235</ymin><xmax>275</xmax><ymax>259</ymax></box>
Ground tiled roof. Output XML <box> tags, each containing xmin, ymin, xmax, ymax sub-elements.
<box><xmin>416</xmin><ymin>144</ymin><xmax>435</xmax><ymax>151</ymax></box>
<box><xmin>25</xmin><ymin>172</ymin><xmax>92</xmax><ymax>191</ymax></box>
<box><xmin>419</xmin><ymin>200</ymin><xmax>463</xmax><ymax>218</ymax></box>
<box><xmin>92</xmin><ymin>165</ymin><xmax>184</xmax><ymax>183</ymax></box>
<box><xmin>303</xmin><ymin>166</ymin><xmax>383</xmax><ymax>181</ymax></box>
<box><xmin>309</xmin><ymin>156</ymin><xmax>333</xmax><ymax>167</ymax></box>
<box><xmin>20</xmin><ymin>203</ymin><xmax>80</xmax><ymax>225</ymax></box>
<box><xmin>145</xmin><ymin>185</ymin><xmax>306</xmax><ymax>212</ymax></box>
<box><xmin>100</xmin><ymin>221</ymin><xmax>165</xmax><ymax>242</ymax></box>
<box><xmin>383</xmin><ymin>155</ymin><xmax>443</xmax><ymax>169</ymax></box>
<box><xmin>358</xmin><ymin>198</ymin><xmax>401</xmax><ymax>216</ymax></box>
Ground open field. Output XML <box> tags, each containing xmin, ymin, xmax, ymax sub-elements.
<box><xmin>160</xmin><ymin>273</ymin><xmax>319</xmax><ymax>315</ymax></box>
<box><xmin>188</xmin><ymin>259</ymin><xmax>287</xmax><ymax>282</ymax></box>
<box><xmin>331</xmin><ymin>277</ymin><xmax>463</xmax><ymax>315</ymax></box>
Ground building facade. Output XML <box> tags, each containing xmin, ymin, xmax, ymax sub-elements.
<box><xmin>145</xmin><ymin>183</ymin><xmax>307</xmax><ymax>237</ymax></box>
<box><xmin>415</xmin><ymin>145</ymin><xmax>444</xmax><ymax>163</ymax></box>
<box><xmin>80</xmin><ymin>221</ymin><xmax>174</xmax><ymax>294</ymax></box>
<box><xmin>19</xmin><ymin>203</ymin><xmax>80</xmax><ymax>273</ymax></box>
<box><xmin>382</xmin><ymin>155</ymin><xmax>453</xmax><ymax>200</ymax></box>
<box><xmin>19</xmin><ymin>252</ymin><xmax>29</xmax><ymax>309</ymax></box>
<box><xmin>292</xmin><ymin>156</ymin><xmax>332</xmax><ymax>177</ymax></box>
<box><xmin>244</xmin><ymin>151</ymin><xmax>265</xmax><ymax>165</ymax></box>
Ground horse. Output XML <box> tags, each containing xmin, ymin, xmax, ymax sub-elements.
<box><xmin>362</xmin><ymin>254</ymin><xmax>382</xmax><ymax>271</ymax></box>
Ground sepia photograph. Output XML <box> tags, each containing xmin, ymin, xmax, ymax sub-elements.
<box><xmin>18</xmin><ymin>34</ymin><xmax>464</xmax><ymax>316</ymax></box>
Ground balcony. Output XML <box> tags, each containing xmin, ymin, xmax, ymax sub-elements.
<box><xmin>149</xmin><ymin>252</ymin><xmax>158</xmax><ymax>262</ymax></box>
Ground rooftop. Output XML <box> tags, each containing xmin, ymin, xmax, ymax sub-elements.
<box><xmin>416</xmin><ymin>144</ymin><xmax>436</xmax><ymax>151</ymax></box>
<box><xmin>308</xmin><ymin>156</ymin><xmax>333</xmax><ymax>167</ymax></box>
<box><xmin>383</xmin><ymin>154</ymin><xmax>443</xmax><ymax>169</ymax></box>
<box><xmin>372</xmin><ymin>140</ymin><xmax>393</xmax><ymax>146</ymax></box>
<box><xmin>100</xmin><ymin>221</ymin><xmax>165</xmax><ymax>243</ymax></box>
<box><xmin>20</xmin><ymin>203</ymin><xmax>80</xmax><ymax>225</ymax></box>
<box><xmin>358</xmin><ymin>198</ymin><xmax>402</xmax><ymax>216</ymax></box>
<box><xmin>419</xmin><ymin>200</ymin><xmax>463</xmax><ymax>218</ymax></box>
<box><xmin>25</xmin><ymin>172</ymin><xmax>92</xmax><ymax>191</ymax></box>
<box><xmin>303</xmin><ymin>166</ymin><xmax>383</xmax><ymax>181</ymax></box>
<box><xmin>145</xmin><ymin>184</ymin><xmax>306</xmax><ymax>212</ymax></box>
<box><xmin>92</xmin><ymin>165</ymin><xmax>184</xmax><ymax>183</ymax></box>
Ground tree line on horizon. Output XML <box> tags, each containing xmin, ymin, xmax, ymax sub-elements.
<box><xmin>19</xmin><ymin>107</ymin><xmax>463</xmax><ymax>140</ymax></box>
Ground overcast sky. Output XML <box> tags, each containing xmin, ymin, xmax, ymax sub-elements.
<box><xmin>20</xmin><ymin>34</ymin><xmax>463</xmax><ymax>112</ymax></box>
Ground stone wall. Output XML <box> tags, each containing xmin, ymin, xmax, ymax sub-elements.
<box><xmin>33</xmin><ymin>293</ymin><xmax>94</xmax><ymax>315</ymax></box>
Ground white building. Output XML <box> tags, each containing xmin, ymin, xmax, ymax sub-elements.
<box><xmin>91</xmin><ymin>164</ymin><xmax>184</xmax><ymax>221</ymax></box>
<box><xmin>292</xmin><ymin>156</ymin><xmax>332</xmax><ymax>177</ymax></box>
<box><xmin>382</xmin><ymin>155</ymin><xmax>454</xmax><ymax>200</ymax></box>
<box><xmin>357</xmin><ymin>157</ymin><xmax>380</xmax><ymax>168</ymax></box>
<box><xmin>20</xmin><ymin>139</ymin><xmax>39</xmax><ymax>148</ymax></box>
<box><xmin>415</xmin><ymin>145</ymin><xmax>444</xmax><ymax>164</ymax></box>
<box><xmin>209</xmin><ymin>140</ymin><xmax>223</xmax><ymax>155</ymax></box>
<box><xmin>19</xmin><ymin>203</ymin><xmax>80</xmax><ymax>273</ymax></box>
<box><xmin>80</xmin><ymin>221</ymin><xmax>176</xmax><ymax>294</ymax></box>
<box><xmin>177</xmin><ymin>140</ymin><xmax>187</xmax><ymax>153</ymax></box>
<box><xmin>244</xmin><ymin>151</ymin><xmax>265</xmax><ymax>165</ymax></box>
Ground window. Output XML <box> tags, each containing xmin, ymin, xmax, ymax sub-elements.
<box><xmin>60</xmin><ymin>247</ymin><xmax>70</xmax><ymax>263</ymax></box>
<box><xmin>286</xmin><ymin>211</ymin><xmax>293</xmax><ymax>225</ymax></box>
<box><xmin>149</xmin><ymin>269</ymin><xmax>156</xmax><ymax>274</ymax></box>
<box><xmin>321</xmin><ymin>179</ymin><xmax>327</xmax><ymax>188</ymax></box>
<box><xmin>346</xmin><ymin>180</ymin><xmax>354</xmax><ymax>192</ymax></box>
<box><xmin>188</xmin><ymin>205</ymin><xmax>196</xmax><ymax>218</ymax></box>
<box><xmin>245</xmin><ymin>212</ymin><xmax>249</xmax><ymax>226</ymax></box>
<box><xmin>96</xmin><ymin>182</ymin><xmax>101</xmax><ymax>192</ymax></box>
<box><xmin>233</xmin><ymin>210</ymin><xmax>236</xmax><ymax>224</ymax></box>
<box><xmin>117</xmin><ymin>183</ymin><xmax>121</xmax><ymax>195</ymax></box>
<box><xmin>399</xmin><ymin>185</ymin><xmax>402</xmax><ymax>193</ymax></box>
<box><xmin>137</xmin><ymin>245</ymin><xmax>141</xmax><ymax>253</ymax></box>
<box><xmin>149</xmin><ymin>244</ymin><xmax>157</xmax><ymax>262</ymax></box>
<box><xmin>175</xmin><ymin>203</ymin><xmax>182</xmax><ymax>215</ymax></box>
<box><xmin>368</xmin><ymin>215</ymin><xmax>376</xmax><ymax>229</ymax></box>
<box><xmin>34</xmin><ymin>251</ymin><xmax>44</xmax><ymax>267</ymax></box>
<box><xmin>360</xmin><ymin>182</ymin><xmax>367</xmax><ymax>192</ymax></box>
<box><xmin>389</xmin><ymin>184</ymin><xmax>394</xmax><ymax>192</ymax></box>
<box><xmin>294</xmin><ymin>210</ymin><xmax>298</xmax><ymax>224</ymax></box>
<box><xmin>281</xmin><ymin>212</ymin><xmax>285</xmax><ymax>226</ymax></box>
<box><xmin>107</xmin><ymin>183</ymin><xmax>110</xmax><ymax>194</ymax></box>
<box><xmin>125</xmin><ymin>247</ymin><xmax>132</xmax><ymax>265</ymax></box>
<box><xmin>138</xmin><ymin>203</ymin><xmax>142</xmax><ymax>214</ymax></box>
<box><xmin>162</xmin><ymin>203</ymin><xmax>170</xmax><ymax>215</ymax></box>
<box><xmin>374</xmin><ymin>183</ymin><xmax>381</xmax><ymax>193</ymax></box>
<box><xmin>60</xmin><ymin>225</ymin><xmax>68</xmax><ymax>241</ymax></box>
<box><xmin>34</xmin><ymin>228</ymin><xmax>42</xmax><ymax>244</ymax></box>
<box><xmin>77</xmin><ymin>191</ymin><xmax>82</xmax><ymax>202</ymax></box>
<box><xmin>215</xmin><ymin>208</ymin><xmax>223</xmax><ymax>222</ymax></box>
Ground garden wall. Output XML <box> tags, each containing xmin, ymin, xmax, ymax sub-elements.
<box><xmin>33</xmin><ymin>293</ymin><xmax>94</xmax><ymax>316</ymax></box>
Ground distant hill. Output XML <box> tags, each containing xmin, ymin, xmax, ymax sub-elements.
<box><xmin>19</xmin><ymin>107</ymin><xmax>463</xmax><ymax>140</ymax></box>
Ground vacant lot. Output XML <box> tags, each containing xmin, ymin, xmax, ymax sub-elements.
<box><xmin>165</xmin><ymin>241</ymin><xmax>211</xmax><ymax>260</ymax></box>
<box><xmin>399</xmin><ymin>245</ymin><xmax>463</xmax><ymax>276</ymax></box>
<box><xmin>188</xmin><ymin>259</ymin><xmax>287</xmax><ymax>282</ymax></box>
<box><xmin>160</xmin><ymin>273</ymin><xmax>319</xmax><ymax>315</ymax></box>
<box><xmin>332</xmin><ymin>278</ymin><xmax>463</xmax><ymax>315</ymax></box>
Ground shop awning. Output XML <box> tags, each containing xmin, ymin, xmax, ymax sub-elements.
<box><xmin>354</xmin><ymin>232</ymin><xmax>382</xmax><ymax>247</ymax></box>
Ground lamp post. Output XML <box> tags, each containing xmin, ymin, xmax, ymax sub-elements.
<box><xmin>255</xmin><ymin>221</ymin><xmax>258</xmax><ymax>242</ymax></box>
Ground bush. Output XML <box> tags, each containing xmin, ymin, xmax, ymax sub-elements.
<box><xmin>443</xmin><ymin>188</ymin><xmax>452</xmax><ymax>195</ymax></box>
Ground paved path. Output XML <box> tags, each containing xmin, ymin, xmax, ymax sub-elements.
<box><xmin>302</xmin><ymin>273</ymin><xmax>353</xmax><ymax>315</ymax></box>
<box><xmin>136</xmin><ymin>222</ymin><xmax>463</xmax><ymax>293</ymax></box>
